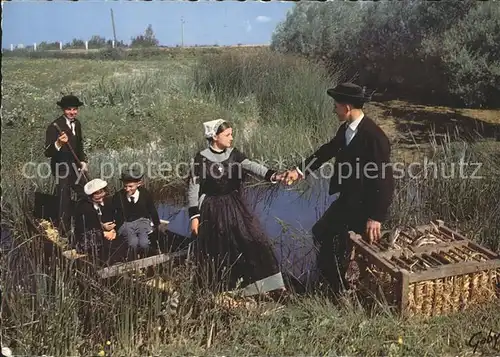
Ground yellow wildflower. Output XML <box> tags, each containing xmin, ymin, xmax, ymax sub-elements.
<box><xmin>97</xmin><ymin>350</ymin><xmax>105</xmax><ymax>356</ymax></box>
<box><xmin>398</xmin><ymin>336</ymin><xmax>403</xmax><ymax>345</ymax></box>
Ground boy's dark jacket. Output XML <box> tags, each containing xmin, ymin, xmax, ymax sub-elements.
<box><xmin>44</xmin><ymin>115</ymin><xmax>87</xmax><ymax>176</ymax></box>
<box><xmin>73</xmin><ymin>196</ymin><xmax>114</xmax><ymax>238</ymax></box>
<box><xmin>112</xmin><ymin>186</ymin><xmax>160</xmax><ymax>229</ymax></box>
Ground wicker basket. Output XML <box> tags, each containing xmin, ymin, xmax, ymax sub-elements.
<box><xmin>349</xmin><ymin>220</ymin><xmax>500</xmax><ymax>317</ymax></box>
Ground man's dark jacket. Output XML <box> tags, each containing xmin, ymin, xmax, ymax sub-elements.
<box><xmin>298</xmin><ymin>116</ymin><xmax>394</xmax><ymax>223</ymax></box>
<box><xmin>44</xmin><ymin>115</ymin><xmax>87</xmax><ymax>176</ymax></box>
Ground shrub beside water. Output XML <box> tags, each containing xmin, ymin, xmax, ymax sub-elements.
<box><xmin>270</xmin><ymin>1</ymin><xmax>500</xmax><ymax>108</ymax></box>
<box><xmin>421</xmin><ymin>3</ymin><xmax>500</xmax><ymax>107</ymax></box>
<box><xmin>191</xmin><ymin>49</ymin><xmax>340</xmax><ymax>130</ymax></box>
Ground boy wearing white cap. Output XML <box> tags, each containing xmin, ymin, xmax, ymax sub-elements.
<box><xmin>73</xmin><ymin>178</ymin><xmax>116</xmax><ymax>257</ymax></box>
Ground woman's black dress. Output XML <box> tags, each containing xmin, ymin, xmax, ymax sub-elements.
<box><xmin>187</xmin><ymin>146</ymin><xmax>285</xmax><ymax>295</ymax></box>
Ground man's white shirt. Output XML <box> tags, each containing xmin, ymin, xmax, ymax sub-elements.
<box><xmin>345</xmin><ymin>113</ymin><xmax>364</xmax><ymax>146</ymax></box>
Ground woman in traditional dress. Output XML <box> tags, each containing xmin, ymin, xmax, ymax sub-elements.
<box><xmin>187</xmin><ymin>119</ymin><xmax>287</xmax><ymax>297</ymax></box>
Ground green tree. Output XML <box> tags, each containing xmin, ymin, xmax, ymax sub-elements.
<box><xmin>130</xmin><ymin>24</ymin><xmax>159</xmax><ymax>48</ymax></box>
<box><xmin>88</xmin><ymin>35</ymin><xmax>107</xmax><ymax>49</ymax></box>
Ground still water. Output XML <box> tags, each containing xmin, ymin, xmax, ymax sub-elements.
<box><xmin>0</xmin><ymin>178</ymin><xmax>338</xmax><ymax>288</ymax></box>
<box><xmin>157</xmin><ymin>178</ymin><xmax>337</xmax><ymax>288</ymax></box>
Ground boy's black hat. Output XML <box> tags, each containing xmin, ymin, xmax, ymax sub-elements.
<box><xmin>120</xmin><ymin>166</ymin><xmax>144</xmax><ymax>182</ymax></box>
<box><xmin>57</xmin><ymin>95</ymin><xmax>84</xmax><ymax>108</ymax></box>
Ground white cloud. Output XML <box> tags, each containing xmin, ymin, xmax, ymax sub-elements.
<box><xmin>255</xmin><ymin>15</ymin><xmax>271</xmax><ymax>23</ymax></box>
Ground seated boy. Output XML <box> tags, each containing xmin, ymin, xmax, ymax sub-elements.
<box><xmin>73</xmin><ymin>178</ymin><xmax>116</xmax><ymax>259</ymax></box>
<box><xmin>112</xmin><ymin>167</ymin><xmax>160</xmax><ymax>256</ymax></box>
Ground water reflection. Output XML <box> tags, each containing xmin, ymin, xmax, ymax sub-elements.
<box><xmin>157</xmin><ymin>178</ymin><xmax>337</xmax><ymax>288</ymax></box>
<box><xmin>1</xmin><ymin>225</ymin><xmax>13</xmax><ymax>252</ymax></box>
<box><xmin>1</xmin><ymin>178</ymin><xmax>338</xmax><ymax>289</ymax></box>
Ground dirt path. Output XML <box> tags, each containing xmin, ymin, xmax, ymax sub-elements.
<box><xmin>365</xmin><ymin>99</ymin><xmax>500</xmax><ymax>161</ymax></box>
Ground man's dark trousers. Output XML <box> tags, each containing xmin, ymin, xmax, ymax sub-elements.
<box><xmin>312</xmin><ymin>194</ymin><xmax>367</xmax><ymax>294</ymax></box>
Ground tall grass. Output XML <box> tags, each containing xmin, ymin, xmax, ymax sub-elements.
<box><xmin>387</xmin><ymin>134</ymin><xmax>500</xmax><ymax>251</ymax></box>
<box><xmin>192</xmin><ymin>49</ymin><xmax>340</xmax><ymax>130</ymax></box>
<box><xmin>2</xmin><ymin>198</ymin><xmax>499</xmax><ymax>356</ymax></box>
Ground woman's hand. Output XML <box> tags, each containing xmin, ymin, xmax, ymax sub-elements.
<box><xmin>190</xmin><ymin>217</ymin><xmax>199</xmax><ymax>236</ymax></box>
<box><xmin>283</xmin><ymin>169</ymin><xmax>302</xmax><ymax>185</ymax></box>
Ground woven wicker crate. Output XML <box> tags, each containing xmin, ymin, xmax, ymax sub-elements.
<box><xmin>348</xmin><ymin>220</ymin><xmax>500</xmax><ymax>317</ymax></box>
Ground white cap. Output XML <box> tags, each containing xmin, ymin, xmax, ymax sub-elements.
<box><xmin>203</xmin><ymin>119</ymin><xmax>225</xmax><ymax>139</ymax></box>
<box><xmin>1</xmin><ymin>347</ymin><xmax>13</xmax><ymax>357</ymax></box>
<box><xmin>84</xmin><ymin>178</ymin><xmax>108</xmax><ymax>196</ymax></box>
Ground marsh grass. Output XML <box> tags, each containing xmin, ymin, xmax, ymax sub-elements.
<box><xmin>192</xmin><ymin>49</ymin><xmax>340</xmax><ymax>129</ymax></box>
<box><xmin>386</xmin><ymin>132</ymin><xmax>500</xmax><ymax>251</ymax></box>
<box><xmin>2</xmin><ymin>138</ymin><xmax>499</xmax><ymax>356</ymax></box>
<box><xmin>1</xmin><ymin>50</ymin><xmax>500</xmax><ymax>356</ymax></box>
<box><xmin>2</xmin><ymin>230</ymin><xmax>500</xmax><ymax>356</ymax></box>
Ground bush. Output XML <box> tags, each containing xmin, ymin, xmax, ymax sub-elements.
<box><xmin>191</xmin><ymin>49</ymin><xmax>339</xmax><ymax>130</ymax></box>
<box><xmin>421</xmin><ymin>3</ymin><xmax>500</xmax><ymax>107</ymax></box>
<box><xmin>270</xmin><ymin>1</ymin><xmax>499</xmax><ymax>108</ymax></box>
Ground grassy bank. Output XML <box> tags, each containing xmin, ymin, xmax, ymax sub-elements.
<box><xmin>3</xmin><ymin>239</ymin><xmax>499</xmax><ymax>356</ymax></box>
<box><xmin>1</xmin><ymin>49</ymin><xmax>500</xmax><ymax>356</ymax></box>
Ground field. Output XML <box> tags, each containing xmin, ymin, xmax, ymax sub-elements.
<box><xmin>1</xmin><ymin>46</ymin><xmax>500</xmax><ymax>356</ymax></box>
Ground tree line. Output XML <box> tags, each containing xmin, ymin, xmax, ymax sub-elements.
<box><xmin>15</xmin><ymin>24</ymin><xmax>159</xmax><ymax>51</ymax></box>
<box><xmin>270</xmin><ymin>1</ymin><xmax>500</xmax><ymax>108</ymax></box>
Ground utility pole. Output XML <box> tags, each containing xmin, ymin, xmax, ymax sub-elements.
<box><xmin>110</xmin><ymin>8</ymin><xmax>117</xmax><ymax>45</ymax></box>
<box><xmin>181</xmin><ymin>17</ymin><xmax>185</xmax><ymax>47</ymax></box>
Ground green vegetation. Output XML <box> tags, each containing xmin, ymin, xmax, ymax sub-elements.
<box><xmin>271</xmin><ymin>1</ymin><xmax>500</xmax><ymax>108</ymax></box>
<box><xmin>2</xmin><ymin>6</ymin><xmax>500</xmax><ymax>354</ymax></box>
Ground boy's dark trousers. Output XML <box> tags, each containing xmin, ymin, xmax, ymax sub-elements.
<box><xmin>53</xmin><ymin>163</ymin><xmax>87</xmax><ymax>238</ymax></box>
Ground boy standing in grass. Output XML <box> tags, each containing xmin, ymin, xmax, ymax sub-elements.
<box><xmin>44</xmin><ymin>94</ymin><xmax>89</xmax><ymax>237</ymax></box>
<box><xmin>112</xmin><ymin>167</ymin><xmax>160</xmax><ymax>259</ymax></box>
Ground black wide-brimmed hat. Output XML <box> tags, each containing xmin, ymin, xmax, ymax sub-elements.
<box><xmin>57</xmin><ymin>95</ymin><xmax>84</xmax><ymax>108</ymax></box>
<box><xmin>327</xmin><ymin>82</ymin><xmax>372</xmax><ymax>106</ymax></box>
<box><xmin>120</xmin><ymin>166</ymin><xmax>144</xmax><ymax>182</ymax></box>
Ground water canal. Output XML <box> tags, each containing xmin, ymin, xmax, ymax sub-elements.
<box><xmin>157</xmin><ymin>178</ymin><xmax>337</xmax><ymax>288</ymax></box>
<box><xmin>0</xmin><ymin>178</ymin><xmax>339</xmax><ymax>289</ymax></box>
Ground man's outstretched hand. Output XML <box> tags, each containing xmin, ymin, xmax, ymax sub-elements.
<box><xmin>283</xmin><ymin>169</ymin><xmax>303</xmax><ymax>186</ymax></box>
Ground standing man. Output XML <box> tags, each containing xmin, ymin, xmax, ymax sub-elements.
<box><xmin>284</xmin><ymin>82</ymin><xmax>394</xmax><ymax>294</ymax></box>
<box><xmin>44</xmin><ymin>95</ymin><xmax>89</xmax><ymax>236</ymax></box>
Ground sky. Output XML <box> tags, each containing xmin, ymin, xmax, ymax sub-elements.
<box><xmin>2</xmin><ymin>0</ymin><xmax>296</xmax><ymax>49</ymax></box>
